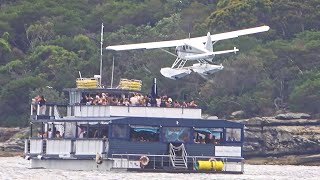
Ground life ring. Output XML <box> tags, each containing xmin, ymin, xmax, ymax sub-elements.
<box><xmin>139</xmin><ymin>155</ymin><xmax>149</xmax><ymax>167</ymax></box>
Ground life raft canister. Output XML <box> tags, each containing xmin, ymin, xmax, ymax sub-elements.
<box><xmin>139</xmin><ymin>155</ymin><xmax>150</xmax><ymax>167</ymax></box>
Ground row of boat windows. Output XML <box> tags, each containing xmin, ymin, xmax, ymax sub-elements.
<box><xmin>32</xmin><ymin>123</ymin><xmax>242</xmax><ymax>143</ymax></box>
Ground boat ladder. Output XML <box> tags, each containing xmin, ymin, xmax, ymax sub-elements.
<box><xmin>169</xmin><ymin>143</ymin><xmax>188</xmax><ymax>169</ymax></box>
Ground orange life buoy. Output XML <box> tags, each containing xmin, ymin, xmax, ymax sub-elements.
<box><xmin>139</xmin><ymin>155</ymin><xmax>149</xmax><ymax>167</ymax></box>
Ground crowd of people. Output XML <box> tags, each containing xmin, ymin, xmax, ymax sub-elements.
<box><xmin>79</xmin><ymin>92</ymin><xmax>198</xmax><ymax>108</ymax></box>
<box><xmin>37</xmin><ymin>127</ymin><xmax>62</xmax><ymax>138</ymax></box>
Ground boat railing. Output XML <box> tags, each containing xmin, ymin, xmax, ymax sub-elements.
<box><xmin>110</xmin><ymin>153</ymin><xmax>244</xmax><ymax>173</ymax></box>
<box><xmin>31</xmin><ymin>103</ymin><xmax>68</xmax><ymax>119</ymax></box>
<box><xmin>31</xmin><ymin>103</ymin><xmax>202</xmax><ymax>119</ymax></box>
<box><xmin>111</xmin><ymin>153</ymin><xmax>170</xmax><ymax>169</ymax></box>
<box><xmin>25</xmin><ymin>138</ymin><xmax>109</xmax><ymax>157</ymax></box>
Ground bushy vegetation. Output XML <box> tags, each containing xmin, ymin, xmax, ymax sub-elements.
<box><xmin>0</xmin><ymin>0</ymin><xmax>319</xmax><ymax>126</ymax></box>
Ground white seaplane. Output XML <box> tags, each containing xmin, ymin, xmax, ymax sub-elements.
<box><xmin>106</xmin><ymin>25</ymin><xmax>270</xmax><ymax>79</ymax></box>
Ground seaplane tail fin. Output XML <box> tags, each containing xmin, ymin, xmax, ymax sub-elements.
<box><xmin>204</xmin><ymin>32</ymin><xmax>213</xmax><ymax>52</ymax></box>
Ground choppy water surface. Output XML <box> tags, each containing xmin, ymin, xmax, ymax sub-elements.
<box><xmin>0</xmin><ymin>157</ymin><xmax>319</xmax><ymax>180</ymax></box>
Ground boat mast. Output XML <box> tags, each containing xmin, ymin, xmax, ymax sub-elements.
<box><xmin>111</xmin><ymin>56</ymin><xmax>114</xmax><ymax>88</ymax></box>
<box><xmin>99</xmin><ymin>23</ymin><xmax>104</xmax><ymax>86</ymax></box>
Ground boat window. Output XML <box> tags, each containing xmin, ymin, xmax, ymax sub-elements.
<box><xmin>84</xmin><ymin>123</ymin><xmax>109</xmax><ymax>138</ymax></box>
<box><xmin>226</xmin><ymin>128</ymin><xmax>241</xmax><ymax>142</ymax></box>
<box><xmin>100</xmin><ymin>124</ymin><xmax>109</xmax><ymax>138</ymax></box>
<box><xmin>64</xmin><ymin>122</ymin><xmax>76</xmax><ymax>138</ymax></box>
<box><xmin>130</xmin><ymin>125</ymin><xmax>159</xmax><ymax>142</ymax></box>
<box><xmin>32</xmin><ymin>122</ymin><xmax>44</xmax><ymax>138</ymax></box>
<box><xmin>183</xmin><ymin>46</ymin><xmax>186</xmax><ymax>50</ymax></box>
<box><xmin>77</xmin><ymin>124</ymin><xmax>88</xmax><ymax>138</ymax></box>
<box><xmin>161</xmin><ymin>127</ymin><xmax>190</xmax><ymax>143</ymax></box>
<box><xmin>31</xmin><ymin>122</ymin><xmax>66</xmax><ymax>139</ymax></box>
<box><xmin>111</xmin><ymin>124</ymin><xmax>128</xmax><ymax>139</ymax></box>
<box><xmin>193</xmin><ymin>128</ymin><xmax>223</xmax><ymax>144</ymax></box>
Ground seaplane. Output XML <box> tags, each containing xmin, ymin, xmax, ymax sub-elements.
<box><xmin>106</xmin><ymin>25</ymin><xmax>270</xmax><ymax>79</ymax></box>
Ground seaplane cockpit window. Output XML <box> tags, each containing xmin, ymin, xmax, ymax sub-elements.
<box><xmin>161</xmin><ymin>127</ymin><xmax>190</xmax><ymax>143</ymax></box>
<box><xmin>130</xmin><ymin>125</ymin><xmax>160</xmax><ymax>142</ymax></box>
<box><xmin>226</xmin><ymin>128</ymin><xmax>241</xmax><ymax>142</ymax></box>
<box><xmin>193</xmin><ymin>128</ymin><xmax>223</xmax><ymax>144</ymax></box>
<box><xmin>111</xmin><ymin>124</ymin><xmax>128</xmax><ymax>139</ymax></box>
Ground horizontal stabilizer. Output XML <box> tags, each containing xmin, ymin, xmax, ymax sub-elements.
<box><xmin>184</xmin><ymin>47</ymin><xmax>239</xmax><ymax>61</ymax></box>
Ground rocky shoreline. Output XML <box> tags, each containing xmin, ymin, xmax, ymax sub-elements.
<box><xmin>1</xmin><ymin>116</ymin><xmax>319</xmax><ymax>166</ymax></box>
<box><xmin>239</xmin><ymin>116</ymin><xmax>320</xmax><ymax>166</ymax></box>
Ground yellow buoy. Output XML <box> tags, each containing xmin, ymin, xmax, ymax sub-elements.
<box><xmin>196</xmin><ymin>160</ymin><xmax>224</xmax><ymax>171</ymax></box>
<box><xmin>196</xmin><ymin>160</ymin><xmax>212</xmax><ymax>170</ymax></box>
<box><xmin>211</xmin><ymin>160</ymin><xmax>223</xmax><ymax>171</ymax></box>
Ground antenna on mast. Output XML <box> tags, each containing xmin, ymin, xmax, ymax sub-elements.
<box><xmin>99</xmin><ymin>23</ymin><xmax>104</xmax><ymax>87</ymax></box>
<box><xmin>111</xmin><ymin>56</ymin><xmax>114</xmax><ymax>88</ymax></box>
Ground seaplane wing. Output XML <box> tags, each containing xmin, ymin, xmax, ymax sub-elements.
<box><xmin>106</xmin><ymin>39</ymin><xmax>185</xmax><ymax>51</ymax></box>
<box><xmin>106</xmin><ymin>26</ymin><xmax>269</xmax><ymax>51</ymax></box>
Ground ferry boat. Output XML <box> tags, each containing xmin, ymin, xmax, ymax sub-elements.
<box><xmin>24</xmin><ymin>78</ymin><xmax>245</xmax><ymax>174</ymax></box>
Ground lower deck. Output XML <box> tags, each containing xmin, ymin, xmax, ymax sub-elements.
<box><xmin>26</xmin><ymin>116</ymin><xmax>245</xmax><ymax>173</ymax></box>
<box><xmin>25</xmin><ymin>138</ymin><xmax>244</xmax><ymax>173</ymax></box>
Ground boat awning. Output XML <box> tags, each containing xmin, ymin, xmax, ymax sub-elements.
<box><xmin>194</xmin><ymin>128</ymin><xmax>223</xmax><ymax>134</ymax></box>
<box><xmin>130</xmin><ymin>125</ymin><xmax>159</xmax><ymax>133</ymax></box>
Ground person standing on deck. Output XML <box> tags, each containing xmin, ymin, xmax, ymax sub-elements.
<box><xmin>38</xmin><ymin>95</ymin><xmax>46</xmax><ymax>115</ymax></box>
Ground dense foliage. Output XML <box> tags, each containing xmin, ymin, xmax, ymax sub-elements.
<box><xmin>0</xmin><ymin>0</ymin><xmax>319</xmax><ymax>126</ymax></box>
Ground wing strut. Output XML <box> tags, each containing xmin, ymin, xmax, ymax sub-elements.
<box><xmin>160</xmin><ymin>48</ymin><xmax>178</xmax><ymax>58</ymax></box>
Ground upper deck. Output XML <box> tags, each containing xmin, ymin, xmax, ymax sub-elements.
<box><xmin>32</xmin><ymin>87</ymin><xmax>202</xmax><ymax>120</ymax></box>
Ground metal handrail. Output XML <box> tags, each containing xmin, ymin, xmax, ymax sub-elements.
<box><xmin>169</xmin><ymin>143</ymin><xmax>176</xmax><ymax>167</ymax></box>
<box><xmin>110</xmin><ymin>153</ymin><xmax>244</xmax><ymax>172</ymax></box>
<box><xmin>181</xmin><ymin>144</ymin><xmax>188</xmax><ymax>168</ymax></box>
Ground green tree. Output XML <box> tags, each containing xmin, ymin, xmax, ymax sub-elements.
<box><xmin>27</xmin><ymin>45</ymin><xmax>79</xmax><ymax>90</ymax></box>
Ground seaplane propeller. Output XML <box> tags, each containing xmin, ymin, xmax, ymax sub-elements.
<box><xmin>106</xmin><ymin>26</ymin><xmax>269</xmax><ymax>80</ymax></box>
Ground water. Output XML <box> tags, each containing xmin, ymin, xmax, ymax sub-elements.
<box><xmin>0</xmin><ymin>157</ymin><xmax>319</xmax><ymax>180</ymax></box>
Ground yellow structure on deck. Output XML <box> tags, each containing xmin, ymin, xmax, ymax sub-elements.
<box><xmin>76</xmin><ymin>78</ymin><xmax>98</xmax><ymax>88</ymax></box>
<box><xmin>196</xmin><ymin>160</ymin><xmax>224</xmax><ymax>171</ymax></box>
<box><xmin>118</xmin><ymin>79</ymin><xmax>142</xmax><ymax>91</ymax></box>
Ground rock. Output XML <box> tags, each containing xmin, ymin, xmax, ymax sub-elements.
<box><xmin>244</xmin><ymin>117</ymin><xmax>264</xmax><ymax>126</ymax></box>
<box><xmin>275</xmin><ymin>113</ymin><xmax>311</xmax><ymax>120</ymax></box>
<box><xmin>230</xmin><ymin>110</ymin><xmax>245</xmax><ymax>119</ymax></box>
<box><xmin>0</xmin><ymin>128</ymin><xmax>29</xmax><ymax>153</ymax></box>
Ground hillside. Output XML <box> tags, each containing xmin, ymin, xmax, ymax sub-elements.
<box><xmin>0</xmin><ymin>0</ymin><xmax>320</xmax><ymax>126</ymax></box>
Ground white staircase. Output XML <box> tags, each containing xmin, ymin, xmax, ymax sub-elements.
<box><xmin>169</xmin><ymin>143</ymin><xmax>188</xmax><ymax>169</ymax></box>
